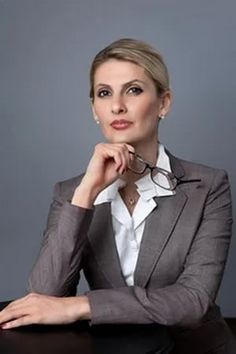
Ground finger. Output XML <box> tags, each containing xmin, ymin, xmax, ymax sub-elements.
<box><xmin>117</xmin><ymin>145</ymin><xmax>133</xmax><ymax>173</ymax></box>
<box><xmin>0</xmin><ymin>294</ymin><xmax>35</xmax><ymax>319</ymax></box>
<box><xmin>123</xmin><ymin>146</ymin><xmax>132</xmax><ymax>170</ymax></box>
<box><xmin>3</xmin><ymin>293</ymin><xmax>38</xmax><ymax>310</ymax></box>
<box><xmin>0</xmin><ymin>297</ymin><xmax>38</xmax><ymax>325</ymax></box>
<box><xmin>98</xmin><ymin>143</ymin><xmax>129</xmax><ymax>174</ymax></box>
<box><xmin>105</xmin><ymin>148</ymin><xmax>123</xmax><ymax>173</ymax></box>
<box><xmin>1</xmin><ymin>296</ymin><xmax>28</xmax><ymax>311</ymax></box>
<box><xmin>101</xmin><ymin>143</ymin><xmax>130</xmax><ymax>170</ymax></box>
<box><xmin>1</xmin><ymin>315</ymin><xmax>32</xmax><ymax>329</ymax></box>
<box><xmin>125</xmin><ymin>143</ymin><xmax>135</xmax><ymax>154</ymax></box>
<box><xmin>120</xmin><ymin>144</ymin><xmax>135</xmax><ymax>168</ymax></box>
<box><xmin>115</xmin><ymin>147</ymin><xmax>126</xmax><ymax>173</ymax></box>
<box><xmin>99</xmin><ymin>145</ymin><xmax>121</xmax><ymax>168</ymax></box>
<box><xmin>0</xmin><ymin>299</ymin><xmax>22</xmax><ymax>312</ymax></box>
<box><xmin>0</xmin><ymin>308</ymin><xmax>15</xmax><ymax>324</ymax></box>
<box><xmin>114</xmin><ymin>153</ymin><xmax>124</xmax><ymax>173</ymax></box>
<box><xmin>117</xmin><ymin>144</ymin><xmax>133</xmax><ymax>171</ymax></box>
<box><xmin>0</xmin><ymin>305</ymin><xmax>28</xmax><ymax>325</ymax></box>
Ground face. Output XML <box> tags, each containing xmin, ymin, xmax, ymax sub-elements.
<box><xmin>91</xmin><ymin>59</ymin><xmax>170</xmax><ymax>146</ymax></box>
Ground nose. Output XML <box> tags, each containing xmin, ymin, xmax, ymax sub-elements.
<box><xmin>111</xmin><ymin>95</ymin><xmax>127</xmax><ymax>115</ymax></box>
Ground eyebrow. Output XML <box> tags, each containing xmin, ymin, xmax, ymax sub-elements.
<box><xmin>94</xmin><ymin>79</ymin><xmax>147</xmax><ymax>90</ymax></box>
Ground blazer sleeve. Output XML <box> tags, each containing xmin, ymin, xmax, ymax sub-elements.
<box><xmin>86</xmin><ymin>169</ymin><xmax>233</xmax><ymax>327</ymax></box>
<box><xmin>27</xmin><ymin>182</ymin><xmax>94</xmax><ymax>296</ymax></box>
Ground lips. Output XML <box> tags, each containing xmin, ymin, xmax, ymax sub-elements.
<box><xmin>110</xmin><ymin>119</ymin><xmax>133</xmax><ymax>130</ymax></box>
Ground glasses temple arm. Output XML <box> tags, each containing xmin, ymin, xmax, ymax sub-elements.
<box><xmin>176</xmin><ymin>178</ymin><xmax>202</xmax><ymax>185</ymax></box>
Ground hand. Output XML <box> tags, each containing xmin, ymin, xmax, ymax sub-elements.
<box><xmin>84</xmin><ymin>142</ymin><xmax>135</xmax><ymax>189</ymax></box>
<box><xmin>0</xmin><ymin>293</ymin><xmax>91</xmax><ymax>329</ymax></box>
<box><xmin>72</xmin><ymin>143</ymin><xmax>135</xmax><ymax>208</ymax></box>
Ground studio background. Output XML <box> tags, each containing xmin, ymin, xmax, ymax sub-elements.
<box><xmin>0</xmin><ymin>0</ymin><xmax>235</xmax><ymax>316</ymax></box>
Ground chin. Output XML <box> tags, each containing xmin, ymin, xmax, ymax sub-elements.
<box><xmin>106</xmin><ymin>136</ymin><xmax>145</xmax><ymax>148</ymax></box>
<box><xmin>104</xmin><ymin>129</ymin><xmax>156</xmax><ymax>146</ymax></box>
<box><xmin>106</xmin><ymin>133</ymin><xmax>135</xmax><ymax>144</ymax></box>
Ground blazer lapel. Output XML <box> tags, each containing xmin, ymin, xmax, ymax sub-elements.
<box><xmin>87</xmin><ymin>203</ymin><xmax>126</xmax><ymax>287</ymax></box>
<box><xmin>134</xmin><ymin>151</ymin><xmax>188</xmax><ymax>287</ymax></box>
<box><xmin>134</xmin><ymin>188</ymin><xmax>187</xmax><ymax>287</ymax></box>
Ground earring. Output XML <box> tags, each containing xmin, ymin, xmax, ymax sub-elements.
<box><xmin>94</xmin><ymin>116</ymin><xmax>100</xmax><ymax>124</ymax></box>
<box><xmin>159</xmin><ymin>115</ymin><xmax>165</xmax><ymax>120</ymax></box>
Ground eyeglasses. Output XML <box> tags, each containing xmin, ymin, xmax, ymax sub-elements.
<box><xmin>128</xmin><ymin>151</ymin><xmax>178</xmax><ymax>191</ymax></box>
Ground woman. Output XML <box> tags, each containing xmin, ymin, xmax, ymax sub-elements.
<box><xmin>0</xmin><ymin>38</ymin><xmax>234</xmax><ymax>353</ymax></box>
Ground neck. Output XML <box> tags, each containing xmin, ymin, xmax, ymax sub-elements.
<box><xmin>133</xmin><ymin>139</ymin><xmax>159</xmax><ymax>165</ymax></box>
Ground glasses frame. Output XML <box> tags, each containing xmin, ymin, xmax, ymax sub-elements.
<box><xmin>128</xmin><ymin>151</ymin><xmax>178</xmax><ymax>191</ymax></box>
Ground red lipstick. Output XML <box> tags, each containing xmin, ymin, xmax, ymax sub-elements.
<box><xmin>111</xmin><ymin>119</ymin><xmax>133</xmax><ymax>130</ymax></box>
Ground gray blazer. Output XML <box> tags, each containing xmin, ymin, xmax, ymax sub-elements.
<box><xmin>28</xmin><ymin>150</ymin><xmax>234</xmax><ymax>353</ymax></box>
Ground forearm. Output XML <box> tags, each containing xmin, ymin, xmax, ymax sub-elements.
<box><xmin>71</xmin><ymin>171</ymin><xmax>105</xmax><ymax>209</ymax></box>
<box><xmin>87</xmin><ymin>283</ymin><xmax>211</xmax><ymax>327</ymax></box>
<box><xmin>28</xmin><ymin>202</ymin><xmax>94</xmax><ymax>296</ymax></box>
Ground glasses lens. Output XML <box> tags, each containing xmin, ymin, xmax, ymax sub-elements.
<box><xmin>151</xmin><ymin>168</ymin><xmax>177</xmax><ymax>190</ymax></box>
<box><xmin>129</xmin><ymin>156</ymin><xmax>146</xmax><ymax>173</ymax></box>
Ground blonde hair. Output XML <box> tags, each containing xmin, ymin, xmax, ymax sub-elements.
<box><xmin>89</xmin><ymin>38</ymin><xmax>170</xmax><ymax>101</ymax></box>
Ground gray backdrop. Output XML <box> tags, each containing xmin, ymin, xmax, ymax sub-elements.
<box><xmin>0</xmin><ymin>0</ymin><xmax>235</xmax><ymax>316</ymax></box>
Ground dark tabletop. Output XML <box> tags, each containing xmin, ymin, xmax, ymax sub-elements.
<box><xmin>0</xmin><ymin>301</ymin><xmax>174</xmax><ymax>354</ymax></box>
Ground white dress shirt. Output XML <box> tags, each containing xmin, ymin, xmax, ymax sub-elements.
<box><xmin>94</xmin><ymin>144</ymin><xmax>175</xmax><ymax>286</ymax></box>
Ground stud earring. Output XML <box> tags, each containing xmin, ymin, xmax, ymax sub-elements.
<box><xmin>94</xmin><ymin>116</ymin><xmax>100</xmax><ymax>124</ymax></box>
<box><xmin>159</xmin><ymin>115</ymin><xmax>165</xmax><ymax>120</ymax></box>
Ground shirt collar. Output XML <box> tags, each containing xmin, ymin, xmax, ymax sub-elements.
<box><xmin>94</xmin><ymin>143</ymin><xmax>174</xmax><ymax>205</ymax></box>
<box><xmin>135</xmin><ymin>144</ymin><xmax>175</xmax><ymax>201</ymax></box>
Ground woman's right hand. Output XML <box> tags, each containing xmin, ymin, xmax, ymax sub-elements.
<box><xmin>71</xmin><ymin>143</ymin><xmax>135</xmax><ymax>208</ymax></box>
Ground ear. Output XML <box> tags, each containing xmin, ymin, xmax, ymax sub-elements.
<box><xmin>158</xmin><ymin>90</ymin><xmax>172</xmax><ymax>117</ymax></box>
<box><xmin>90</xmin><ymin>100</ymin><xmax>98</xmax><ymax>121</ymax></box>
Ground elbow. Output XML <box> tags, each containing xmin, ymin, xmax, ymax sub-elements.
<box><xmin>171</xmin><ymin>290</ymin><xmax>212</xmax><ymax>327</ymax></box>
<box><xmin>145</xmin><ymin>286</ymin><xmax>212</xmax><ymax>327</ymax></box>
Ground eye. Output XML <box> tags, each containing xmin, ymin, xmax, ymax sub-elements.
<box><xmin>97</xmin><ymin>89</ymin><xmax>111</xmax><ymax>98</ymax></box>
<box><xmin>127</xmin><ymin>86</ymin><xmax>143</xmax><ymax>95</ymax></box>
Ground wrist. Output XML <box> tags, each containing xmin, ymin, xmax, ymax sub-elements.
<box><xmin>71</xmin><ymin>180</ymin><xmax>100</xmax><ymax>208</ymax></box>
<box><xmin>78</xmin><ymin>295</ymin><xmax>91</xmax><ymax>320</ymax></box>
<box><xmin>65</xmin><ymin>296</ymin><xmax>91</xmax><ymax>322</ymax></box>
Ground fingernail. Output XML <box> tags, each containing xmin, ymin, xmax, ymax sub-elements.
<box><xmin>1</xmin><ymin>323</ymin><xmax>8</xmax><ymax>329</ymax></box>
